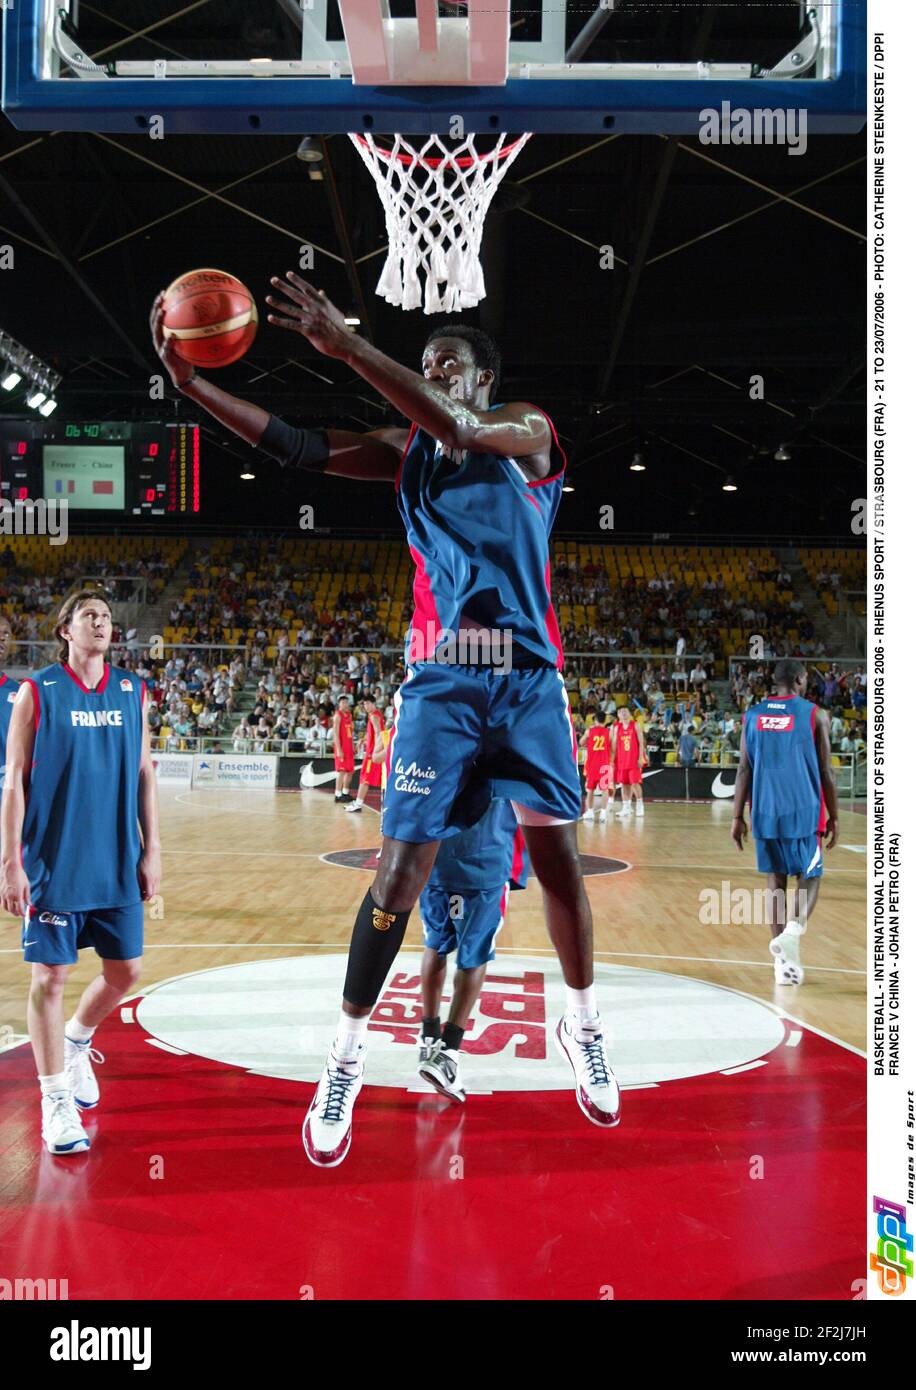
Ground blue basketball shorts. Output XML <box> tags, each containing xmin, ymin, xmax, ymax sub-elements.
<box><xmin>754</xmin><ymin>835</ymin><xmax>823</xmax><ymax>879</ymax></box>
<box><xmin>420</xmin><ymin>882</ymin><xmax>510</xmax><ymax>971</ymax></box>
<box><xmin>22</xmin><ymin>903</ymin><xmax>145</xmax><ymax>965</ymax></box>
<box><xmin>380</xmin><ymin>663</ymin><xmax>581</xmax><ymax>844</ymax></box>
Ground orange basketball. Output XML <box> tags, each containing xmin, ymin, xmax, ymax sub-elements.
<box><xmin>162</xmin><ymin>267</ymin><xmax>258</xmax><ymax>368</ymax></box>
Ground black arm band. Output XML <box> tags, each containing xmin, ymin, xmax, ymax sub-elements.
<box><xmin>258</xmin><ymin>415</ymin><xmax>330</xmax><ymax>473</ymax></box>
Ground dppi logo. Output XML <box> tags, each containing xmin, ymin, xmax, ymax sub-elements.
<box><xmin>870</xmin><ymin>1196</ymin><xmax>913</xmax><ymax>1295</ymax></box>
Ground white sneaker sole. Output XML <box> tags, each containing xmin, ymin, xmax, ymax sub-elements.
<box><xmin>417</xmin><ymin>1061</ymin><xmax>466</xmax><ymax>1104</ymax></box>
<box><xmin>43</xmin><ymin>1133</ymin><xmax>91</xmax><ymax>1155</ymax></box>
<box><xmin>553</xmin><ymin>1020</ymin><xmax>621</xmax><ymax>1128</ymax></box>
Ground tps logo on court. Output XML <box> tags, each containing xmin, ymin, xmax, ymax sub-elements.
<box><xmin>321</xmin><ymin>847</ymin><xmax>630</xmax><ymax>877</ymax></box>
<box><xmin>134</xmin><ymin>954</ymin><xmax>789</xmax><ymax>1095</ymax></box>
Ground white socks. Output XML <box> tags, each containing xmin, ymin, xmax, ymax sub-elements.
<box><xmin>65</xmin><ymin>1016</ymin><xmax>95</xmax><ymax>1044</ymax></box>
<box><xmin>39</xmin><ymin>1071</ymin><xmax>68</xmax><ymax>1098</ymax></box>
<box><xmin>334</xmin><ymin>1012</ymin><xmax>369</xmax><ymax>1061</ymax></box>
<box><xmin>566</xmin><ymin>985</ymin><xmax>599</xmax><ymax>1034</ymax></box>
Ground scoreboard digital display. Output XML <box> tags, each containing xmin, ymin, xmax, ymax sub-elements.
<box><xmin>0</xmin><ymin>421</ymin><xmax>200</xmax><ymax>515</ymax></box>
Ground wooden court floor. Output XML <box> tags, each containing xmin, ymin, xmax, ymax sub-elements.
<box><xmin>0</xmin><ymin>786</ymin><xmax>867</xmax><ymax>1050</ymax></box>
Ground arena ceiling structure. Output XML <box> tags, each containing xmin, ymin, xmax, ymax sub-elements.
<box><xmin>0</xmin><ymin>1</ymin><xmax>866</xmax><ymax>536</ymax></box>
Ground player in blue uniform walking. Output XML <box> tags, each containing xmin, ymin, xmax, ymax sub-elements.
<box><xmin>0</xmin><ymin>590</ymin><xmax>161</xmax><ymax>1155</ymax></box>
<box><xmin>152</xmin><ymin>278</ymin><xmax>620</xmax><ymax>1168</ymax></box>
<box><xmin>0</xmin><ymin>614</ymin><xmax>21</xmax><ymax>790</ymax></box>
<box><xmin>417</xmin><ymin>798</ymin><xmax>529</xmax><ymax>1103</ymax></box>
<box><xmin>731</xmin><ymin>659</ymin><xmax>838</xmax><ymax>985</ymax></box>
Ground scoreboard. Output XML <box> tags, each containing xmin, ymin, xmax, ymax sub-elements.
<box><xmin>0</xmin><ymin>421</ymin><xmax>200</xmax><ymax>515</ymax></box>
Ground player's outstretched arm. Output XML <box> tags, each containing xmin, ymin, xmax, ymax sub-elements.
<box><xmin>0</xmin><ymin>684</ymin><xmax>36</xmax><ymax>916</ymax></box>
<box><xmin>265</xmin><ymin>273</ymin><xmax>554</xmax><ymax>474</ymax></box>
<box><xmin>814</xmin><ymin>708</ymin><xmax>840</xmax><ymax>849</ymax></box>
<box><xmin>137</xmin><ymin>696</ymin><xmax>162</xmax><ymax>902</ymax></box>
<box><xmin>150</xmin><ymin>293</ymin><xmax>406</xmax><ymax>480</ymax></box>
<box><xmin>731</xmin><ymin>724</ymin><xmax>751</xmax><ymax>850</ymax></box>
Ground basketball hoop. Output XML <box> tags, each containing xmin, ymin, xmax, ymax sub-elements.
<box><xmin>349</xmin><ymin>131</ymin><xmax>533</xmax><ymax>314</ymax></box>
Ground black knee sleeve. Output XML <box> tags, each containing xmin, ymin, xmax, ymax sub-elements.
<box><xmin>343</xmin><ymin>890</ymin><xmax>412</xmax><ymax>1009</ymax></box>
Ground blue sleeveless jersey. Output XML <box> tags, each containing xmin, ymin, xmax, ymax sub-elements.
<box><xmin>0</xmin><ymin>673</ymin><xmax>21</xmax><ymax>789</ymax></box>
<box><xmin>744</xmin><ymin>695</ymin><xmax>826</xmax><ymax>839</ymax></box>
<box><xmin>396</xmin><ymin>407</ymin><xmax>567</xmax><ymax>668</ymax></box>
<box><xmin>427</xmin><ymin>799</ymin><xmax>529</xmax><ymax>893</ymax></box>
<box><xmin>22</xmin><ymin>662</ymin><xmax>145</xmax><ymax>909</ymax></box>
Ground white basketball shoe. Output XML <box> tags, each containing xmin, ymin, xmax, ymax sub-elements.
<box><xmin>64</xmin><ymin>1036</ymin><xmax>103</xmax><ymax>1109</ymax></box>
<box><xmin>770</xmin><ymin>922</ymin><xmax>805</xmax><ymax>985</ymax></box>
<box><xmin>554</xmin><ymin>1015</ymin><xmax>621</xmax><ymax>1127</ymax></box>
<box><xmin>302</xmin><ymin>1044</ymin><xmax>366</xmax><ymax>1167</ymax></box>
<box><xmin>418</xmin><ymin>1041</ymin><xmax>466</xmax><ymax>1103</ymax></box>
<box><xmin>41</xmin><ymin>1092</ymin><xmax>91</xmax><ymax>1155</ymax></box>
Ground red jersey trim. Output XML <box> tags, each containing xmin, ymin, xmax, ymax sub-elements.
<box><xmin>62</xmin><ymin>661</ymin><xmax>111</xmax><ymax>694</ymax></box>
<box><xmin>812</xmin><ymin>705</ymin><xmax>828</xmax><ymax>833</ymax></box>
<box><xmin>510</xmin><ymin>826</ymin><xmax>526</xmax><ymax>887</ymax></box>
<box><xmin>21</xmin><ymin>677</ymin><xmax>40</xmax><ymax>732</ymax></box>
<box><xmin>520</xmin><ymin>406</ymin><xmax>567</xmax><ymax>487</ymax></box>
<box><xmin>0</xmin><ymin>674</ymin><xmax>6</xmax><ymax>688</ymax></box>
<box><xmin>543</xmin><ymin>559</ymin><xmax>564</xmax><ymax>670</ymax></box>
<box><xmin>406</xmin><ymin>543</ymin><xmax>443</xmax><ymax>662</ymax></box>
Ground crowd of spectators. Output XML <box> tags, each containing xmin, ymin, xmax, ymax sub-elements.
<box><xmin>112</xmin><ymin>646</ymin><xmax>247</xmax><ymax>752</ymax></box>
<box><xmin>171</xmin><ymin>543</ymin><xmax>393</xmax><ymax>657</ymax></box>
<box><xmin>731</xmin><ymin>661</ymin><xmax>867</xmax><ymax>715</ymax></box>
<box><xmin>101</xmin><ymin>639</ymin><xmax>870</xmax><ymax>762</ymax></box>
<box><xmin>550</xmin><ymin>558</ymin><xmax>823</xmax><ymax>666</ymax></box>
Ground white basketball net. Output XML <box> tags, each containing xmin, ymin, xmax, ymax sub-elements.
<box><xmin>348</xmin><ymin>131</ymin><xmax>533</xmax><ymax>314</ymax></box>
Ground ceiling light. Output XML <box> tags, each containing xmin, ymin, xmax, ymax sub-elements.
<box><xmin>774</xmin><ymin>444</ymin><xmax>791</xmax><ymax>462</ymax></box>
<box><xmin>722</xmin><ymin>476</ymin><xmax>738</xmax><ymax>492</ymax></box>
<box><xmin>562</xmin><ymin>484</ymin><xmax>574</xmax><ymax>493</ymax></box>
<box><xmin>344</xmin><ymin>316</ymin><xmax>361</xmax><ymax>326</ymax></box>
<box><xmin>39</xmin><ymin>397</ymin><xmax>58</xmax><ymax>416</ymax></box>
<box><xmin>297</xmin><ymin>136</ymin><xmax>324</xmax><ymax>164</ymax></box>
<box><xmin>26</xmin><ymin>388</ymin><xmax>46</xmax><ymax>408</ymax></box>
<box><xmin>240</xmin><ymin>472</ymin><xmax>255</xmax><ymax>481</ymax></box>
<box><xmin>1</xmin><ymin>370</ymin><xmax>21</xmax><ymax>390</ymax></box>
<box><xmin>630</xmin><ymin>452</ymin><xmax>646</xmax><ymax>472</ymax></box>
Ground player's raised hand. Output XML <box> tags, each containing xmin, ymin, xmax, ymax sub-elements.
<box><xmin>824</xmin><ymin>816</ymin><xmax>838</xmax><ymax>850</ymax></box>
<box><xmin>266</xmin><ymin>272</ymin><xmax>354</xmax><ymax>358</ymax></box>
<box><xmin>731</xmin><ymin>816</ymin><xmax>747</xmax><ymax>851</ymax></box>
<box><xmin>149</xmin><ymin>292</ymin><xmax>196</xmax><ymax>388</ymax></box>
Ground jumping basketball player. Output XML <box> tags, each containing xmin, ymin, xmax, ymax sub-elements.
<box><xmin>0</xmin><ymin>589</ymin><xmax>161</xmax><ymax>1155</ymax></box>
<box><xmin>332</xmin><ymin>694</ymin><xmax>355</xmax><ymax>803</ymax></box>
<box><xmin>580</xmin><ymin>711</ymin><xmax>612</xmax><ymax>822</ymax></box>
<box><xmin>151</xmin><ymin>279</ymin><xmax>620</xmax><ymax>1169</ymax></box>
<box><xmin>417</xmin><ymin>797</ymin><xmax>528</xmax><ymax>1102</ymax></box>
<box><xmin>0</xmin><ymin>614</ymin><xmax>21</xmax><ymax>791</ymax></box>
<box><xmin>731</xmin><ymin>659</ymin><xmax>838</xmax><ymax>984</ymax></box>
<box><xmin>612</xmin><ymin>706</ymin><xmax>647</xmax><ymax>817</ymax></box>
<box><xmin>346</xmin><ymin>695</ymin><xmax>385</xmax><ymax>813</ymax></box>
